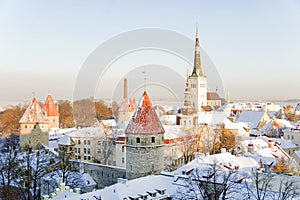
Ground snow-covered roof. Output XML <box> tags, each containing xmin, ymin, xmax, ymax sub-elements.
<box><xmin>51</xmin><ymin>190</ymin><xmax>80</xmax><ymax>200</ymax></box>
<box><xmin>70</xmin><ymin>127</ymin><xmax>105</xmax><ymax>138</ymax></box>
<box><xmin>160</xmin><ymin>115</ymin><xmax>176</xmax><ymax>125</ymax></box>
<box><xmin>43</xmin><ymin>94</ymin><xmax>60</xmax><ymax>116</ymax></box>
<box><xmin>260</xmin><ymin>118</ymin><xmax>295</xmax><ymax>134</ymax></box>
<box><xmin>198</xmin><ymin>111</ymin><xmax>227</xmax><ymax>125</ymax></box>
<box><xmin>163</xmin><ymin>125</ymin><xmax>189</xmax><ymax>139</ymax></box>
<box><xmin>175</xmin><ymin>153</ymin><xmax>258</xmax><ymax>175</ymax></box>
<box><xmin>58</xmin><ymin>134</ymin><xmax>76</xmax><ymax>146</ymax></box>
<box><xmin>295</xmin><ymin>103</ymin><xmax>300</xmax><ymax>111</ymax></box>
<box><xmin>241</xmin><ymin>137</ymin><xmax>293</xmax><ymax>164</ymax></box>
<box><xmin>261</xmin><ymin>137</ymin><xmax>297</xmax><ymax>149</ymax></box>
<box><xmin>125</xmin><ymin>91</ymin><xmax>165</xmax><ymax>134</ymax></box>
<box><xmin>19</xmin><ymin>98</ymin><xmax>47</xmax><ymax>124</ymax></box>
<box><xmin>64</xmin><ymin>175</ymin><xmax>176</xmax><ymax>200</ymax></box>
<box><xmin>237</xmin><ymin>110</ymin><xmax>269</xmax><ymax>129</ymax></box>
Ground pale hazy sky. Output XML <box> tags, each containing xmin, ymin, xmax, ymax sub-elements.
<box><xmin>0</xmin><ymin>0</ymin><xmax>300</xmax><ymax>107</ymax></box>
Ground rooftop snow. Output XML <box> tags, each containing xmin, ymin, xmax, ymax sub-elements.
<box><xmin>19</xmin><ymin>98</ymin><xmax>47</xmax><ymax>124</ymax></box>
<box><xmin>125</xmin><ymin>91</ymin><xmax>165</xmax><ymax>134</ymax></box>
<box><xmin>237</xmin><ymin>110</ymin><xmax>269</xmax><ymax>129</ymax></box>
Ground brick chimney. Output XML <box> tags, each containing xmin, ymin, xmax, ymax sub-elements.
<box><xmin>268</xmin><ymin>138</ymin><xmax>274</xmax><ymax>149</ymax></box>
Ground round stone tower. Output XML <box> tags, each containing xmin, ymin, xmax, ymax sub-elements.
<box><xmin>125</xmin><ymin>91</ymin><xmax>165</xmax><ymax>180</ymax></box>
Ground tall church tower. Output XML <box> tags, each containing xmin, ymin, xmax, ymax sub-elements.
<box><xmin>181</xmin><ymin>79</ymin><xmax>198</xmax><ymax>129</ymax></box>
<box><xmin>125</xmin><ymin>91</ymin><xmax>165</xmax><ymax>180</ymax></box>
<box><xmin>188</xmin><ymin>25</ymin><xmax>207</xmax><ymax>112</ymax></box>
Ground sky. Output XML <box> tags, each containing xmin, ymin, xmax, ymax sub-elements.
<box><xmin>0</xmin><ymin>0</ymin><xmax>300</xmax><ymax>107</ymax></box>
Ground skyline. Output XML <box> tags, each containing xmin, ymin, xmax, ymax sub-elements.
<box><xmin>0</xmin><ymin>1</ymin><xmax>300</xmax><ymax>107</ymax></box>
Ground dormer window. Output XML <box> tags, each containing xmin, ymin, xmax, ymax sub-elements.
<box><xmin>136</xmin><ymin>138</ymin><xmax>140</xmax><ymax>144</ymax></box>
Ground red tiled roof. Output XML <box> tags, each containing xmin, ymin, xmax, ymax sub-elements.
<box><xmin>43</xmin><ymin>95</ymin><xmax>60</xmax><ymax>116</ymax></box>
<box><xmin>125</xmin><ymin>92</ymin><xmax>165</xmax><ymax>134</ymax></box>
<box><xmin>19</xmin><ymin>98</ymin><xmax>47</xmax><ymax>124</ymax></box>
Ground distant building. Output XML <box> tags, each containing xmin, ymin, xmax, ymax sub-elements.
<box><xmin>118</xmin><ymin>78</ymin><xmax>136</xmax><ymax>127</ymax></box>
<box><xmin>207</xmin><ymin>92</ymin><xmax>226</xmax><ymax>107</ymax></box>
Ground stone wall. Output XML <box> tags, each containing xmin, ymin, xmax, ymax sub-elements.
<box><xmin>71</xmin><ymin>161</ymin><xmax>126</xmax><ymax>189</ymax></box>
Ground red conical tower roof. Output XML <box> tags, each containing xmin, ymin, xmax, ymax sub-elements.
<box><xmin>19</xmin><ymin>98</ymin><xmax>47</xmax><ymax>124</ymax></box>
<box><xmin>125</xmin><ymin>92</ymin><xmax>165</xmax><ymax>134</ymax></box>
<box><xmin>43</xmin><ymin>94</ymin><xmax>60</xmax><ymax>116</ymax></box>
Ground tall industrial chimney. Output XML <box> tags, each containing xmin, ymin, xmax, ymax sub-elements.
<box><xmin>124</xmin><ymin>78</ymin><xmax>128</xmax><ymax>99</ymax></box>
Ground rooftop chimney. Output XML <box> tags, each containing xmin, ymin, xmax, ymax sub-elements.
<box><xmin>268</xmin><ymin>138</ymin><xmax>274</xmax><ymax>149</ymax></box>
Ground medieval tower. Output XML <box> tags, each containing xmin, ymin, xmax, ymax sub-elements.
<box><xmin>19</xmin><ymin>98</ymin><xmax>49</xmax><ymax>150</ymax></box>
<box><xmin>43</xmin><ymin>94</ymin><xmax>60</xmax><ymax>128</ymax></box>
<box><xmin>188</xmin><ymin>25</ymin><xmax>207</xmax><ymax>112</ymax></box>
<box><xmin>125</xmin><ymin>91</ymin><xmax>165</xmax><ymax>180</ymax></box>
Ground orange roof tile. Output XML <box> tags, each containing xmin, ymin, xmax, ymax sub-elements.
<box><xmin>19</xmin><ymin>98</ymin><xmax>47</xmax><ymax>124</ymax></box>
<box><xmin>43</xmin><ymin>95</ymin><xmax>60</xmax><ymax>116</ymax></box>
<box><xmin>125</xmin><ymin>92</ymin><xmax>165</xmax><ymax>134</ymax></box>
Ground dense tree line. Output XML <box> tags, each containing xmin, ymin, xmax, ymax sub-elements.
<box><xmin>0</xmin><ymin>106</ymin><xmax>26</xmax><ymax>136</ymax></box>
<box><xmin>0</xmin><ymin>98</ymin><xmax>117</xmax><ymax>135</ymax></box>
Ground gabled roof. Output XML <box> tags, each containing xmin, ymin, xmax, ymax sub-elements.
<box><xmin>19</xmin><ymin>98</ymin><xmax>47</xmax><ymax>124</ymax></box>
<box><xmin>43</xmin><ymin>94</ymin><xmax>60</xmax><ymax>116</ymax></box>
<box><xmin>207</xmin><ymin>92</ymin><xmax>226</xmax><ymax>104</ymax></box>
<box><xmin>58</xmin><ymin>134</ymin><xmax>76</xmax><ymax>146</ymax></box>
<box><xmin>125</xmin><ymin>92</ymin><xmax>165</xmax><ymax>134</ymax></box>
<box><xmin>237</xmin><ymin>111</ymin><xmax>269</xmax><ymax>129</ymax></box>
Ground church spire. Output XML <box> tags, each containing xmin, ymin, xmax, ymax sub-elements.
<box><xmin>191</xmin><ymin>23</ymin><xmax>204</xmax><ymax>77</ymax></box>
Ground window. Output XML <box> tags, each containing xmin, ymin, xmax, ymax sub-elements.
<box><xmin>87</xmin><ymin>140</ymin><xmax>90</xmax><ymax>145</ymax></box>
<box><xmin>87</xmin><ymin>148</ymin><xmax>90</xmax><ymax>154</ymax></box>
<box><xmin>88</xmin><ymin>156</ymin><xmax>91</xmax><ymax>160</ymax></box>
<box><xmin>288</xmin><ymin>135</ymin><xmax>290</xmax><ymax>139</ymax></box>
<box><xmin>122</xmin><ymin>146</ymin><xmax>124</xmax><ymax>152</ymax></box>
<box><xmin>25</xmin><ymin>125</ymin><xmax>27</xmax><ymax>129</ymax></box>
<box><xmin>122</xmin><ymin>157</ymin><xmax>125</xmax><ymax>163</ymax></box>
<box><xmin>84</xmin><ymin>156</ymin><xmax>87</xmax><ymax>160</ymax></box>
<box><xmin>152</xmin><ymin>137</ymin><xmax>155</xmax><ymax>143</ymax></box>
<box><xmin>136</xmin><ymin>138</ymin><xmax>140</xmax><ymax>143</ymax></box>
<box><xmin>74</xmin><ymin>148</ymin><xmax>77</xmax><ymax>153</ymax></box>
<box><xmin>78</xmin><ymin>156</ymin><xmax>81</xmax><ymax>160</ymax></box>
<box><xmin>78</xmin><ymin>148</ymin><xmax>81</xmax><ymax>154</ymax></box>
<box><xmin>84</xmin><ymin>148</ymin><xmax>87</xmax><ymax>154</ymax></box>
<box><xmin>292</xmin><ymin>135</ymin><xmax>294</xmax><ymax>140</ymax></box>
<box><xmin>78</xmin><ymin>140</ymin><xmax>81</xmax><ymax>145</ymax></box>
<box><xmin>84</xmin><ymin>140</ymin><xmax>86</xmax><ymax>145</ymax></box>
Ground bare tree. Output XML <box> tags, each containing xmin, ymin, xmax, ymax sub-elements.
<box><xmin>245</xmin><ymin>169</ymin><xmax>300</xmax><ymax>200</ymax></box>
<box><xmin>19</xmin><ymin>145</ymin><xmax>49</xmax><ymax>200</ymax></box>
<box><xmin>174</xmin><ymin>164</ymin><xmax>242</xmax><ymax>200</ymax></box>
<box><xmin>0</xmin><ymin>137</ymin><xmax>19</xmax><ymax>187</ymax></box>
